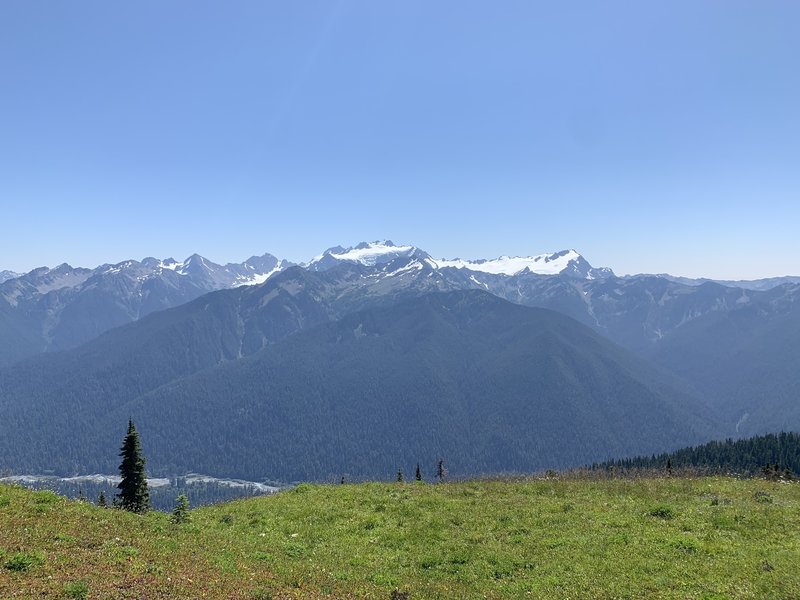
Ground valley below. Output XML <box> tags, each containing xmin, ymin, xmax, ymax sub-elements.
<box><xmin>0</xmin><ymin>473</ymin><xmax>281</xmax><ymax>511</ymax></box>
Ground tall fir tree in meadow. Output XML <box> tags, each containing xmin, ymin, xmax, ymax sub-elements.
<box><xmin>116</xmin><ymin>419</ymin><xmax>150</xmax><ymax>514</ymax></box>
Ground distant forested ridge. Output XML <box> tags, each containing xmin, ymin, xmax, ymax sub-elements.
<box><xmin>595</xmin><ymin>432</ymin><xmax>800</xmax><ymax>475</ymax></box>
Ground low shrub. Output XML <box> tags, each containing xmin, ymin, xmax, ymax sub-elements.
<box><xmin>64</xmin><ymin>581</ymin><xmax>89</xmax><ymax>599</ymax></box>
<box><xmin>649</xmin><ymin>505</ymin><xmax>675</xmax><ymax>519</ymax></box>
<box><xmin>4</xmin><ymin>551</ymin><xmax>45</xmax><ymax>572</ymax></box>
<box><xmin>754</xmin><ymin>491</ymin><xmax>773</xmax><ymax>504</ymax></box>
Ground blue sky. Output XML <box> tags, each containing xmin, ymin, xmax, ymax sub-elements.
<box><xmin>1</xmin><ymin>1</ymin><xmax>798</xmax><ymax>278</ymax></box>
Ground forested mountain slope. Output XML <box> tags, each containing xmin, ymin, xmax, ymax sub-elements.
<box><xmin>0</xmin><ymin>290</ymin><xmax>714</xmax><ymax>480</ymax></box>
<box><xmin>648</xmin><ymin>286</ymin><xmax>800</xmax><ymax>435</ymax></box>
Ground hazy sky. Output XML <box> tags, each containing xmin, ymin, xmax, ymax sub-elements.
<box><xmin>1</xmin><ymin>1</ymin><xmax>798</xmax><ymax>278</ymax></box>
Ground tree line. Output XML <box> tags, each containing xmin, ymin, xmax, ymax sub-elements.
<box><xmin>593</xmin><ymin>432</ymin><xmax>800</xmax><ymax>476</ymax></box>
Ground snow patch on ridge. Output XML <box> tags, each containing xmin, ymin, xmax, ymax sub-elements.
<box><xmin>158</xmin><ymin>259</ymin><xmax>185</xmax><ymax>272</ymax></box>
<box><xmin>387</xmin><ymin>260</ymin><xmax>425</xmax><ymax>276</ymax></box>
<box><xmin>235</xmin><ymin>264</ymin><xmax>284</xmax><ymax>286</ymax></box>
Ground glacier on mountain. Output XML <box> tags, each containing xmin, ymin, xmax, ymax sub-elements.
<box><xmin>305</xmin><ymin>241</ymin><xmax>602</xmax><ymax>279</ymax></box>
<box><xmin>434</xmin><ymin>250</ymin><xmax>584</xmax><ymax>276</ymax></box>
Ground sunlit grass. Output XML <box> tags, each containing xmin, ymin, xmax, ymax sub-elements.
<box><xmin>2</xmin><ymin>477</ymin><xmax>799</xmax><ymax>598</ymax></box>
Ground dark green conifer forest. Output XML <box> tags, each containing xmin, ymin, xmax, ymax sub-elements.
<box><xmin>595</xmin><ymin>432</ymin><xmax>800</xmax><ymax>475</ymax></box>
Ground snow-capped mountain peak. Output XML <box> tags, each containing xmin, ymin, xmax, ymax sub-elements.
<box><xmin>307</xmin><ymin>240</ymin><xmax>429</xmax><ymax>271</ymax></box>
<box><xmin>305</xmin><ymin>242</ymin><xmax>612</xmax><ymax>279</ymax></box>
<box><xmin>434</xmin><ymin>249</ymin><xmax>598</xmax><ymax>277</ymax></box>
<box><xmin>1</xmin><ymin>253</ymin><xmax>291</xmax><ymax>302</ymax></box>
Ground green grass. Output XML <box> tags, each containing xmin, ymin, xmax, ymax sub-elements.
<box><xmin>1</xmin><ymin>477</ymin><xmax>799</xmax><ymax>598</ymax></box>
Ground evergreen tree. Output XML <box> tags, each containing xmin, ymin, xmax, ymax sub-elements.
<box><xmin>116</xmin><ymin>419</ymin><xmax>150</xmax><ymax>514</ymax></box>
<box><xmin>97</xmin><ymin>490</ymin><xmax>107</xmax><ymax>507</ymax></box>
<box><xmin>437</xmin><ymin>458</ymin><xmax>446</xmax><ymax>482</ymax></box>
<box><xmin>397</xmin><ymin>468</ymin><xmax>403</xmax><ymax>482</ymax></box>
<box><xmin>415</xmin><ymin>463</ymin><xmax>422</xmax><ymax>481</ymax></box>
<box><xmin>171</xmin><ymin>494</ymin><xmax>191</xmax><ymax>524</ymax></box>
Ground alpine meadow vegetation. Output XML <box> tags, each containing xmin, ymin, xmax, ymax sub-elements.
<box><xmin>2</xmin><ymin>476</ymin><xmax>799</xmax><ymax>598</ymax></box>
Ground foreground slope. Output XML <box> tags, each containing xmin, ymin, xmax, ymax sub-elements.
<box><xmin>2</xmin><ymin>478</ymin><xmax>799</xmax><ymax>599</ymax></box>
<box><xmin>0</xmin><ymin>290</ymin><xmax>714</xmax><ymax>479</ymax></box>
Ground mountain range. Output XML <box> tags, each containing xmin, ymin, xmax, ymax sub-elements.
<box><xmin>1</xmin><ymin>240</ymin><xmax>798</xmax><ymax>480</ymax></box>
<box><xmin>5</xmin><ymin>240</ymin><xmax>796</xmax><ymax>368</ymax></box>
<box><xmin>0</xmin><ymin>241</ymin><xmax>607</xmax><ymax>366</ymax></box>
<box><xmin>0</xmin><ymin>253</ymin><xmax>289</xmax><ymax>366</ymax></box>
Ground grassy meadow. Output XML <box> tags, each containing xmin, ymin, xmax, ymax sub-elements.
<box><xmin>1</xmin><ymin>476</ymin><xmax>799</xmax><ymax>599</ymax></box>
